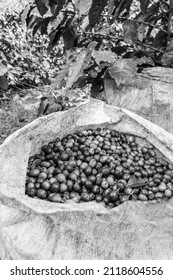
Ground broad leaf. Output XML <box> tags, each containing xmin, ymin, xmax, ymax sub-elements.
<box><xmin>137</xmin><ymin>15</ymin><xmax>146</xmax><ymax>42</ymax></box>
<box><xmin>0</xmin><ymin>64</ymin><xmax>8</xmax><ymax>76</ymax></box>
<box><xmin>123</xmin><ymin>20</ymin><xmax>137</xmax><ymax>45</ymax></box>
<box><xmin>0</xmin><ymin>76</ymin><xmax>8</xmax><ymax>90</ymax></box>
<box><xmin>108</xmin><ymin>0</ymin><xmax>116</xmax><ymax>15</ymax></box>
<box><xmin>92</xmin><ymin>50</ymin><xmax>117</xmax><ymax>64</ymax></box>
<box><xmin>74</xmin><ymin>0</ymin><xmax>93</xmax><ymax>16</ymax></box>
<box><xmin>89</xmin><ymin>0</ymin><xmax>108</xmax><ymax>28</ymax></box>
<box><xmin>63</xmin><ymin>25</ymin><xmax>77</xmax><ymax>50</ymax></box>
<box><xmin>52</xmin><ymin>0</ymin><xmax>66</xmax><ymax>17</ymax></box>
<box><xmin>91</xmin><ymin>67</ymin><xmax>106</xmax><ymax>98</ymax></box>
<box><xmin>47</xmin><ymin>27</ymin><xmax>63</xmax><ymax>53</ymax></box>
<box><xmin>21</xmin><ymin>4</ymin><xmax>35</xmax><ymax>26</ymax></box>
<box><xmin>134</xmin><ymin>56</ymin><xmax>155</xmax><ymax>67</ymax></box>
<box><xmin>139</xmin><ymin>0</ymin><xmax>150</xmax><ymax>15</ymax></box>
<box><xmin>66</xmin><ymin>51</ymin><xmax>87</xmax><ymax>89</ymax></box>
<box><xmin>35</xmin><ymin>0</ymin><xmax>49</xmax><ymax>16</ymax></box>
<box><xmin>108</xmin><ymin>59</ymin><xmax>137</xmax><ymax>86</ymax></box>
<box><xmin>51</xmin><ymin>64</ymin><xmax>69</xmax><ymax>90</ymax></box>
<box><xmin>40</xmin><ymin>17</ymin><xmax>52</xmax><ymax>35</ymax></box>
<box><xmin>32</xmin><ymin>18</ymin><xmax>43</xmax><ymax>36</ymax></box>
<box><xmin>114</xmin><ymin>0</ymin><xmax>133</xmax><ymax>18</ymax></box>
<box><xmin>162</xmin><ymin>50</ymin><xmax>173</xmax><ymax>67</ymax></box>
<box><xmin>153</xmin><ymin>30</ymin><xmax>167</xmax><ymax>49</ymax></box>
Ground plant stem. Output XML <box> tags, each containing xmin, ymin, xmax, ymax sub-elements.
<box><xmin>136</xmin><ymin>40</ymin><xmax>164</xmax><ymax>53</ymax></box>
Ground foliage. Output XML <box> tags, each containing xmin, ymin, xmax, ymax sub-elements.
<box><xmin>19</xmin><ymin>0</ymin><xmax>172</xmax><ymax>100</ymax></box>
<box><xmin>0</xmin><ymin>8</ymin><xmax>64</xmax><ymax>90</ymax></box>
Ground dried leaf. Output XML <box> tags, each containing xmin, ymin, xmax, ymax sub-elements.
<box><xmin>92</xmin><ymin>50</ymin><xmax>117</xmax><ymax>64</ymax></box>
<box><xmin>127</xmin><ymin>176</ymin><xmax>148</xmax><ymax>188</ymax></box>
<box><xmin>108</xmin><ymin>59</ymin><xmax>137</xmax><ymax>86</ymax></box>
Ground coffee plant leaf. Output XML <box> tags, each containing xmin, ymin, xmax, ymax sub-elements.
<box><xmin>35</xmin><ymin>0</ymin><xmax>49</xmax><ymax>16</ymax></box>
<box><xmin>66</xmin><ymin>51</ymin><xmax>87</xmax><ymax>89</ymax></box>
<box><xmin>137</xmin><ymin>15</ymin><xmax>146</xmax><ymax>42</ymax></box>
<box><xmin>92</xmin><ymin>50</ymin><xmax>117</xmax><ymax>64</ymax></box>
<box><xmin>49</xmin><ymin>2</ymin><xmax>56</xmax><ymax>14</ymax></box>
<box><xmin>51</xmin><ymin>64</ymin><xmax>69</xmax><ymax>90</ymax></box>
<box><xmin>32</xmin><ymin>17</ymin><xmax>43</xmax><ymax>36</ymax></box>
<box><xmin>153</xmin><ymin>30</ymin><xmax>167</xmax><ymax>49</ymax></box>
<box><xmin>162</xmin><ymin>51</ymin><xmax>173</xmax><ymax>67</ymax></box>
<box><xmin>89</xmin><ymin>0</ymin><xmax>108</xmax><ymax>28</ymax></box>
<box><xmin>62</xmin><ymin>25</ymin><xmax>77</xmax><ymax>50</ymax></box>
<box><xmin>74</xmin><ymin>0</ymin><xmax>93</xmax><ymax>16</ymax></box>
<box><xmin>108</xmin><ymin>0</ymin><xmax>116</xmax><ymax>15</ymax></box>
<box><xmin>52</xmin><ymin>0</ymin><xmax>66</xmax><ymax>17</ymax></box>
<box><xmin>114</xmin><ymin>0</ymin><xmax>133</xmax><ymax>18</ymax></box>
<box><xmin>123</xmin><ymin>19</ymin><xmax>137</xmax><ymax>45</ymax></box>
<box><xmin>0</xmin><ymin>64</ymin><xmax>8</xmax><ymax>76</ymax></box>
<box><xmin>40</xmin><ymin>17</ymin><xmax>52</xmax><ymax>35</ymax></box>
<box><xmin>108</xmin><ymin>59</ymin><xmax>137</xmax><ymax>86</ymax></box>
<box><xmin>0</xmin><ymin>76</ymin><xmax>8</xmax><ymax>90</ymax></box>
<box><xmin>134</xmin><ymin>56</ymin><xmax>155</xmax><ymax>67</ymax></box>
<box><xmin>47</xmin><ymin>28</ymin><xmax>63</xmax><ymax>53</ymax></box>
<box><xmin>139</xmin><ymin>0</ymin><xmax>150</xmax><ymax>15</ymax></box>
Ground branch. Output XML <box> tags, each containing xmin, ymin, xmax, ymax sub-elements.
<box><xmin>118</xmin><ymin>16</ymin><xmax>168</xmax><ymax>34</ymax></box>
<box><xmin>136</xmin><ymin>40</ymin><xmax>164</xmax><ymax>53</ymax></box>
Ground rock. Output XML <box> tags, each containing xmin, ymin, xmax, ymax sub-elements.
<box><xmin>104</xmin><ymin>67</ymin><xmax>173</xmax><ymax>134</ymax></box>
<box><xmin>1</xmin><ymin>98</ymin><xmax>173</xmax><ymax>259</ymax></box>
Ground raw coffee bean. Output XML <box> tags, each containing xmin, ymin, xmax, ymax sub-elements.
<box><xmin>106</xmin><ymin>175</ymin><xmax>115</xmax><ymax>186</ymax></box>
<box><xmin>138</xmin><ymin>194</ymin><xmax>148</xmax><ymax>201</ymax></box>
<box><xmin>158</xmin><ymin>182</ymin><xmax>167</xmax><ymax>192</ymax></box>
<box><xmin>30</xmin><ymin>169</ymin><xmax>40</xmax><ymax>177</ymax></box>
<box><xmin>101</xmin><ymin>180</ymin><xmax>109</xmax><ymax>189</ymax></box>
<box><xmin>48</xmin><ymin>193</ymin><xmax>62</xmax><ymax>202</ymax></box>
<box><xmin>26</xmin><ymin>128</ymin><xmax>173</xmax><ymax>208</ymax></box>
<box><xmin>155</xmin><ymin>192</ymin><xmax>164</xmax><ymax>199</ymax></box>
<box><xmin>60</xmin><ymin>183</ymin><xmax>68</xmax><ymax>193</ymax></box>
<box><xmin>103</xmin><ymin>188</ymin><xmax>111</xmax><ymax>198</ymax></box>
<box><xmin>27</xmin><ymin>182</ymin><xmax>35</xmax><ymax>190</ymax></box>
<box><xmin>41</xmin><ymin>181</ymin><xmax>51</xmax><ymax>190</ymax></box>
<box><xmin>92</xmin><ymin>185</ymin><xmax>100</xmax><ymax>194</ymax></box>
<box><xmin>81</xmin><ymin>193</ymin><xmax>90</xmax><ymax>202</ymax></box>
<box><xmin>38</xmin><ymin>172</ymin><xmax>47</xmax><ymax>180</ymax></box>
<box><xmin>95</xmin><ymin>194</ymin><xmax>102</xmax><ymax>202</ymax></box>
<box><xmin>109</xmin><ymin>191</ymin><xmax>118</xmax><ymax>202</ymax></box>
<box><xmin>56</xmin><ymin>173</ymin><xmax>66</xmax><ymax>183</ymax></box>
<box><xmin>36</xmin><ymin>189</ymin><xmax>47</xmax><ymax>199</ymax></box>
<box><xmin>164</xmin><ymin>189</ymin><xmax>173</xmax><ymax>198</ymax></box>
<box><xmin>27</xmin><ymin>188</ymin><xmax>36</xmax><ymax>197</ymax></box>
<box><xmin>49</xmin><ymin>178</ymin><xmax>57</xmax><ymax>184</ymax></box>
<box><xmin>50</xmin><ymin>182</ymin><xmax>60</xmax><ymax>193</ymax></box>
<box><xmin>41</xmin><ymin>161</ymin><xmax>50</xmax><ymax>168</ymax></box>
<box><xmin>148</xmin><ymin>193</ymin><xmax>155</xmax><ymax>200</ymax></box>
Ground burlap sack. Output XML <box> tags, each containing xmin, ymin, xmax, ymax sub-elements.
<box><xmin>1</xmin><ymin>98</ymin><xmax>173</xmax><ymax>260</ymax></box>
<box><xmin>104</xmin><ymin>67</ymin><xmax>173</xmax><ymax>134</ymax></box>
